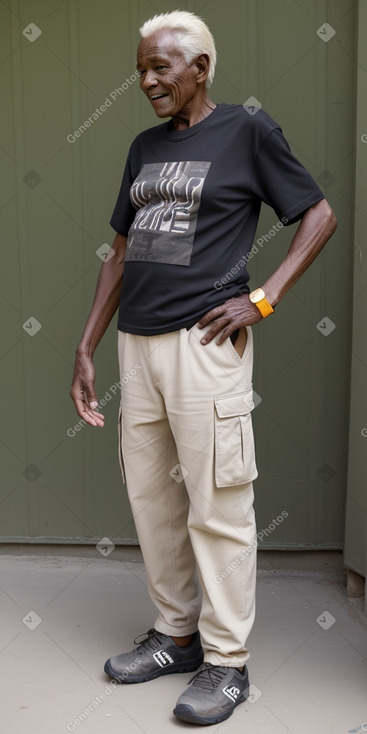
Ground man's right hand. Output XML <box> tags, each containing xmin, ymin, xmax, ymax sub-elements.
<box><xmin>70</xmin><ymin>351</ymin><xmax>105</xmax><ymax>428</ymax></box>
<box><xmin>69</xmin><ymin>233</ymin><xmax>127</xmax><ymax>428</ymax></box>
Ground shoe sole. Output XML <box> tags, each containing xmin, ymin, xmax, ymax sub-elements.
<box><xmin>104</xmin><ymin>657</ymin><xmax>203</xmax><ymax>684</ymax></box>
<box><xmin>173</xmin><ymin>694</ymin><xmax>247</xmax><ymax>725</ymax></box>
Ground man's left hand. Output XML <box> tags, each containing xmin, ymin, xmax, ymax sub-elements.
<box><xmin>197</xmin><ymin>293</ymin><xmax>262</xmax><ymax>345</ymax></box>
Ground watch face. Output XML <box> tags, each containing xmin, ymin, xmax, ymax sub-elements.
<box><xmin>251</xmin><ymin>288</ymin><xmax>265</xmax><ymax>303</ymax></box>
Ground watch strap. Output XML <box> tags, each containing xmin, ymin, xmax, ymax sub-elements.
<box><xmin>257</xmin><ymin>298</ymin><xmax>274</xmax><ymax>317</ymax></box>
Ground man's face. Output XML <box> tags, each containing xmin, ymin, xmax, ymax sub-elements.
<box><xmin>137</xmin><ymin>30</ymin><xmax>202</xmax><ymax>118</ymax></box>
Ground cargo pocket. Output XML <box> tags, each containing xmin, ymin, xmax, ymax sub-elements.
<box><xmin>214</xmin><ymin>387</ymin><xmax>258</xmax><ymax>487</ymax></box>
<box><xmin>117</xmin><ymin>404</ymin><xmax>126</xmax><ymax>484</ymax></box>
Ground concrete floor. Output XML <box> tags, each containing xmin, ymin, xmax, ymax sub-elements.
<box><xmin>1</xmin><ymin>548</ymin><xmax>366</xmax><ymax>734</ymax></box>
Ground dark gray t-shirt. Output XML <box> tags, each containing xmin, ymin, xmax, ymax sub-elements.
<box><xmin>110</xmin><ymin>103</ymin><xmax>324</xmax><ymax>335</ymax></box>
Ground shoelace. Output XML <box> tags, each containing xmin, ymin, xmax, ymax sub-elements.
<box><xmin>133</xmin><ymin>628</ymin><xmax>167</xmax><ymax>652</ymax></box>
<box><xmin>187</xmin><ymin>663</ymin><xmax>228</xmax><ymax>691</ymax></box>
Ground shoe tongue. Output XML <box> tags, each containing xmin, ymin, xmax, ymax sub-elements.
<box><xmin>144</xmin><ymin>631</ymin><xmax>168</xmax><ymax>652</ymax></box>
<box><xmin>133</xmin><ymin>628</ymin><xmax>157</xmax><ymax>646</ymax></box>
<box><xmin>191</xmin><ymin>664</ymin><xmax>227</xmax><ymax>690</ymax></box>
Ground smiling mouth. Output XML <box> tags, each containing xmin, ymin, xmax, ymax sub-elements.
<box><xmin>150</xmin><ymin>93</ymin><xmax>169</xmax><ymax>101</ymax></box>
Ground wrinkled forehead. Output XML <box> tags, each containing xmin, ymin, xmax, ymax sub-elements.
<box><xmin>137</xmin><ymin>29</ymin><xmax>186</xmax><ymax>65</ymax></box>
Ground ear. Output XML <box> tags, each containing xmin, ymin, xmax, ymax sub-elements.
<box><xmin>194</xmin><ymin>53</ymin><xmax>210</xmax><ymax>84</ymax></box>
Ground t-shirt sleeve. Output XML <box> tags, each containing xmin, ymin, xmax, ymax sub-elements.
<box><xmin>251</xmin><ymin>127</ymin><xmax>325</xmax><ymax>225</ymax></box>
<box><xmin>110</xmin><ymin>140</ymin><xmax>140</xmax><ymax>236</ymax></box>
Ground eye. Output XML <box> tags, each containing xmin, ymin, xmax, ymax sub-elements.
<box><xmin>155</xmin><ymin>65</ymin><xmax>168</xmax><ymax>71</ymax></box>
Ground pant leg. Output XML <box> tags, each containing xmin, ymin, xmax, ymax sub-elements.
<box><xmin>117</xmin><ymin>331</ymin><xmax>201</xmax><ymax>636</ymax></box>
<box><xmin>159</xmin><ymin>323</ymin><xmax>258</xmax><ymax>667</ymax></box>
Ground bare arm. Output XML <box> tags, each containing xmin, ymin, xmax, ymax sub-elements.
<box><xmin>261</xmin><ymin>198</ymin><xmax>337</xmax><ymax>307</ymax></box>
<box><xmin>70</xmin><ymin>233</ymin><xmax>127</xmax><ymax>426</ymax></box>
<box><xmin>198</xmin><ymin>199</ymin><xmax>337</xmax><ymax>344</ymax></box>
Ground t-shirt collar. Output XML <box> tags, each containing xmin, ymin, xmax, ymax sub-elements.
<box><xmin>164</xmin><ymin>103</ymin><xmax>223</xmax><ymax>141</ymax></box>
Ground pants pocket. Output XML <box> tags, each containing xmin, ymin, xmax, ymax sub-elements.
<box><xmin>117</xmin><ymin>404</ymin><xmax>126</xmax><ymax>485</ymax></box>
<box><xmin>229</xmin><ymin>326</ymin><xmax>248</xmax><ymax>358</ymax></box>
<box><xmin>214</xmin><ymin>387</ymin><xmax>258</xmax><ymax>487</ymax></box>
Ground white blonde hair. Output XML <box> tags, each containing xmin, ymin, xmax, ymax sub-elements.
<box><xmin>139</xmin><ymin>10</ymin><xmax>216</xmax><ymax>87</ymax></box>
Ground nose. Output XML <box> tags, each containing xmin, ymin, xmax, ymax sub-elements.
<box><xmin>140</xmin><ymin>69</ymin><xmax>158</xmax><ymax>91</ymax></box>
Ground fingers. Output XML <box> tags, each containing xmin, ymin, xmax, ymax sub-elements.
<box><xmin>215</xmin><ymin>327</ymin><xmax>235</xmax><ymax>346</ymax></box>
<box><xmin>198</xmin><ymin>305</ymin><xmax>226</xmax><ymax>330</ymax></box>
<box><xmin>86</xmin><ymin>411</ymin><xmax>105</xmax><ymax>428</ymax></box>
<box><xmin>197</xmin><ymin>294</ymin><xmax>262</xmax><ymax>345</ymax></box>
<box><xmin>200</xmin><ymin>321</ymin><xmax>230</xmax><ymax>345</ymax></box>
<box><xmin>74</xmin><ymin>397</ymin><xmax>105</xmax><ymax>427</ymax></box>
<box><xmin>70</xmin><ymin>352</ymin><xmax>106</xmax><ymax>427</ymax></box>
<box><xmin>70</xmin><ymin>387</ymin><xmax>105</xmax><ymax>427</ymax></box>
<box><xmin>197</xmin><ymin>306</ymin><xmax>229</xmax><ymax>345</ymax></box>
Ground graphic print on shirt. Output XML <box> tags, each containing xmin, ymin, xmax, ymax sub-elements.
<box><xmin>126</xmin><ymin>161</ymin><xmax>211</xmax><ymax>266</ymax></box>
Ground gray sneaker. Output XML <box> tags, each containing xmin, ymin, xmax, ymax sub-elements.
<box><xmin>173</xmin><ymin>662</ymin><xmax>249</xmax><ymax>724</ymax></box>
<box><xmin>104</xmin><ymin>628</ymin><xmax>203</xmax><ymax>683</ymax></box>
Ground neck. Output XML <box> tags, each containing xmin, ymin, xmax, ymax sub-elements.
<box><xmin>171</xmin><ymin>93</ymin><xmax>216</xmax><ymax>130</ymax></box>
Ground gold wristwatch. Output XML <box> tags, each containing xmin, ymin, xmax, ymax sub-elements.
<box><xmin>249</xmin><ymin>288</ymin><xmax>274</xmax><ymax>318</ymax></box>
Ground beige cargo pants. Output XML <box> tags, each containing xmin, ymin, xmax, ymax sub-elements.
<box><xmin>117</xmin><ymin>322</ymin><xmax>258</xmax><ymax>667</ymax></box>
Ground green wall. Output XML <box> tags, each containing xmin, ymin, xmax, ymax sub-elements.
<box><xmin>344</xmin><ymin>0</ymin><xmax>367</xmax><ymax>580</ymax></box>
<box><xmin>0</xmin><ymin>0</ymin><xmax>357</xmax><ymax>546</ymax></box>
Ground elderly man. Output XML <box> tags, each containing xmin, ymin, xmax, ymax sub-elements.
<box><xmin>70</xmin><ymin>10</ymin><xmax>337</xmax><ymax>726</ymax></box>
